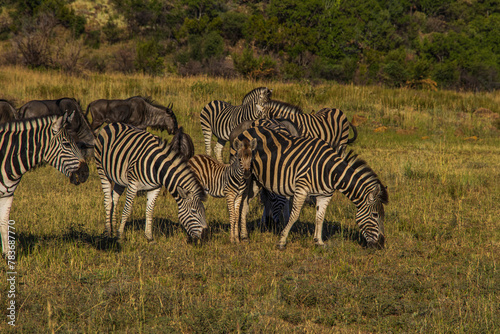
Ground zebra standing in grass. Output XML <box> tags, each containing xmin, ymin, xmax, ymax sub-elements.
<box><xmin>237</xmin><ymin>126</ymin><xmax>388</xmax><ymax>249</ymax></box>
<box><xmin>258</xmin><ymin>100</ymin><xmax>357</xmax><ymax>149</ymax></box>
<box><xmin>200</xmin><ymin>87</ymin><xmax>272</xmax><ymax>163</ymax></box>
<box><xmin>188</xmin><ymin>137</ymin><xmax>257</xmax><ymax>243</ymax></box>
<box><xmin>0</xmin><ymin>113</ymin><xmax>89</xmax><ymax>257</ymax></box>
<box><xmin>94</xmin><ymin>123</ymin><xmax>208</xmax><ymax>243</ymax></box>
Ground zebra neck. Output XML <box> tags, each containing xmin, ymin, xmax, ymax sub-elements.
<box><xmin>227</xmin><ymin>156</ymin><xmax>243</xmax><ymax>179</ymax></box>
<box><xmin>328</xmin><ymin>158</ymin><xmax>369</xmax><ymax>206</ymax></box>
<box><xmin>156</xmin><ymin>151</ymin><xmax>191</xmax><ymax>193</ymax></box>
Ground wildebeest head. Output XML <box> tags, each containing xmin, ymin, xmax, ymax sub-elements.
<box><xmin>149</xmin><ymin>101</ymin><xmax>178</xmax><ymax>135</ymax></box>
<box><xmin>232</xmin><ymin>137</ymin><xmax>258</xmax><ymax>179</ymax></box>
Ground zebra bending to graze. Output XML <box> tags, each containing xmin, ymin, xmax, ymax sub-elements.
<box><xmin>200</xmin><ymin>87</ymin><xmax>272</xmax><ymax>162</ymax></box>
<box><xmin>257</xmin><ymin>100</ymin><xmax>357</xmax><ymax>148</ymax></box>
<box><xmin>0</xmin><ymin>113</ymin><xmax>89</xmax><ymax>258</ymax></box>
<box><xmin>188</xmin><ymin>137</ymin><xmax>257</xmax><ymax>243</ymax></box>
<box><xmin>94</xmin><ymin>123</ymin><xmax>208</xmax><ymax>243</ymax></box>
<box><xmin>237</xmin><ymin>126</ymin><xmax>388</xmax><ymax>249</ymax></box>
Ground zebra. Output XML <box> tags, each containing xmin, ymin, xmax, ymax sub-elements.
<box><xmin>188</xmin><ymin>137</ymin><xmax>257</xmax><ymax>243</ymax></box>
<box><xmin>237</xmin><ymin>126</ymin><xmax>388</xmax><ymax>249</ymax></box>
<box><xmin>1</xmin><ymin>113</ymin><xmax>89</xmax><ymax>257</ymax></box>
<box><xmin>257</xmin><ymin>100</ymin><xmax>357</xmax><ymax>149</ymax></box>
<box><xmin>228</xmin><ymin>118</ymin><xmax>299</xmax><ymax>228</ymax></box>
<box><xmin>94</xmin><ymin>123</ymin><xmax>208</xmax><ymax>243</ymax></box>
<box><xmin>200</xmin><ymin>87</ymin><xmax>272</xmax><ymax>163</ymax></box>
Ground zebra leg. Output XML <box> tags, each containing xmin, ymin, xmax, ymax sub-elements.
<box><xmin>97</xmin><ymin>170</ymin><xmax>116</xmax><ymax>237</ymax></box>
<box><xmin>313</xmin><ymin>196</ymin><xmax>332</xmax><ymax>247</ymax></box>
<box><xmin>117</xmin><ymin>185</ymin><xmax>138</xmax><ymax>240</ymax></box>
<box><xmin>0</xmin><ymin>196</ymin><xmax>14</xmax><ymax>258</ymax></box>
<box><xmin>111</xmin><ymin>184</ymin><xmax>125</xmax><ymax>237</ymax></box>
<box><xmin>225</xmin><ymin>192</ymin><xmax>239</xmax><ymax>243</ymax></box>
<box><xmin>234</xmin><ymin>192</ymin><xmax>249</xmax><ymax>242</ymax></box>
<box><xmin>201</xmin><ymin>123</ymin><xmax>213</xmax><ymax>156</ymax></box>
<box><xmin>277</xmin><ymin>188</ymin><xmax>308</xmax><ymax>249</ymax></box>
<box><xmin>214</xmin><ymin>138</ymin><xmax>227</xmax><ymax>163</ymax></box>
<box><xmin>144</xmin><ymin>188</ymin><xmax>161</xmax><ymax>243</ymax></box>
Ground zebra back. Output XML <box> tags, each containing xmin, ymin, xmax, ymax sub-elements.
<box><xmin>200</xmin><ymin>87</ymin><xmax>272</xmax><ymax>160</ymax></box>
<box><xmin>238</xmin><ymin>125</ymin><xmax>387</xmax><ymax>248</ymax></box>
<box><xmin>259</xmin><ymin>100</ymin><xmax>356</xmax><ymax>148</ymax></box>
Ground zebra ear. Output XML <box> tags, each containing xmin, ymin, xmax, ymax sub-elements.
<box><xmin>368</xmin><ymin>184</ymin><xmax>382</xmax><ymax>203</ymax></box>
<box><xmin>250</xmin><ymin>138</ymin><xmax>257</xmax><ymax>151</ymax></box>
<box><xmin>232</xmin><ymin>138</ymin><xmax>242</xmax><ymax>151</ymax></box>
<box><xmin>57</xmin><ymin>111</ymin><xmax>75</xmax><ymax>131</ymax></box>
<box><xmin>177</xmin><ymin>187</ymin><xmax>192</xmax><ymax>199</ymax></box>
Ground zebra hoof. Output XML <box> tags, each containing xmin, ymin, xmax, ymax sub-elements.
<box><xmin>147</xmin><ymin>239</ymin><xmax>156</xmax><ymax>244</ymax></box>
<box><xmin>276</xmin><ymin>243</ymin><xmax>287</xmax><ymax>250</ymax></box>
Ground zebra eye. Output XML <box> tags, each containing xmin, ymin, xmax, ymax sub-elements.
<box><xmin>62</xmin><ymin>142</ymin><xmax>72</xmax><ymax>148</ymax></box>
<box><xmin>372</xmin><ymin>212</ymin><xmax>379</xmax><ymax>219</ymax></box>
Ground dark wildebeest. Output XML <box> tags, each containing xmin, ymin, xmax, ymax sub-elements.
<box><xmin>17</xmin><ymin>98</ymin><xmax>95</xmax><ymax>157</ymax></box>
<box><xmin>0</xmin><ymin>100</ymin><xmax>17</xmax><ymax>124</ymax></box>
<box><xmin>86</xmin><ymin>96</ymin><xmax>178</xmax><ymax>135</ymax></box>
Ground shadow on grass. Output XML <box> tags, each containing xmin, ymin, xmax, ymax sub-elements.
<box><xmin>16</xmin><ymin>227</ymin><xmax>122</xmax><ymax>258</ymax></box>
<box><xmin>243</xmin><ymin>217</ymin><xmax>365</xmax><ymax>247</ymax></box>
<box><xmin>14</xmin><ymin>216</ymin><xmax>366</xmax><ymax>258</ymax></box>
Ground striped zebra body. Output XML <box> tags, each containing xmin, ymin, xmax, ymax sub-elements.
<box><xmin>200</xmin><ymin>87</ymin><xmax>272</xmax><ymax>162</ymax></box>
<box><xmin>238</xmin><ymin>126</ymin><xmax>388</xmax><ymax>249</ymax></box>
<box><xmin>258</xmin><ymin>100</ymin><xmax>357</xmax><ymax>149</ymax></box>
<box><xmin>1</xmin><ymin>114</ymin><xmax>89</xmax><ymax>257</ymax></box>
<box><xmin>94</xmin><ymin>123</ymin><xmax>207</xmax><ymax>242</ymax></box>
<box><xmin>189</xmin><ymin>136</ymin><xmax>256</xmax><ymax>242</ymax></box>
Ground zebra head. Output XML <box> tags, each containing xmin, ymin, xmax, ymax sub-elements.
<box><xmin>45</xmin><ymin>112</ymin><xmax>89</xmax><ymax>185</ymax></box>
<box><xmin>175</xmin><ymin>186</ymin><xmax>208</xmax><ymax>240</ymax></box>
<box><xmin>232</xmin><ymin>137</ymin><xmax>258</xmax><ymax>179</ymax></box>
<box><xmin>357</xmin><ymin>183</ymin><xmax>388</xmax><ymax>249</ymax></box>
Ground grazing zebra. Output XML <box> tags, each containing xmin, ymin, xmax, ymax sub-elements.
<box><xmin>200</xmin><ymin>87</ymin><xmax>272</xmax><ymax>162</ymax></box>
<box><xmin>94</xmin><ymin>123</ymin><xmax>207</xmax><ymax>243</ymax></box>
<box><xmin>237</xmin><ymin>126</ymin><xmax>388</xmax><ymax>249</ymax></box>
<box><xmin>0</xmin><ymin>113</ymin><xmax>89</xmax><ymax>257</ymax></box>
<box><xmin>257</xmin><ymin>100</ymin><xmax>357</xmax><ymax>149</ymax></box>
<box><xmin>188</xmin><ymin>137</ymin><xmax>257</xmax><ymax>243</ymax></box>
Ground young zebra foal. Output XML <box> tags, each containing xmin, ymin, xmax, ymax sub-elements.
<box><xmin>188</xmin><ymin>137</ymin><xmax>257</xmax><ymax>243</ymax></box>
<box><xmin>94</xmin><ymin>123</ymin><xmax>208</xmax><ymax>243</ymax></box>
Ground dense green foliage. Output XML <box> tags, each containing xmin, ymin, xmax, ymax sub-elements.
<box><xmin>1</xmin><ymin>0</ymin><xmax>499</xmax><ymax>90</ymax></box>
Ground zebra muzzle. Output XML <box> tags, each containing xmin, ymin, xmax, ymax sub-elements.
<box><xmin>367</xmin><ymin>234</ymin><xmax>385</xmax><ymax>250</ymax></box>
<box><xmin>70</xmin><ymin>161</ymin><xmax>89</xmax><ymax>185</ymax></box>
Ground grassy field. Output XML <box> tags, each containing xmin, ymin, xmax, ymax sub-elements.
<box><xmin>0</xmin><ymin>66</ymin><xmax>499</xmax><ymax>333</ymax></box>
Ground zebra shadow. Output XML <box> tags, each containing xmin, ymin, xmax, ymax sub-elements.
<box><xmin>16</xmin><ymin>226</ymin><xmax>121</xmax><ymax>259</ymax></box>
<box><xmin>245</xmin><ymin>218</ymin><xmax>365</xmax><ymax>246</ymax></box>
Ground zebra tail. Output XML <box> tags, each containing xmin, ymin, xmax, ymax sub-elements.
<box><xmin>347</xmin><ymin>122</ymin><xmax>358</xmax><ymax>145</ymax></box>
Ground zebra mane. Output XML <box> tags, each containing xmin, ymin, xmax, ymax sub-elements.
<box><xmin>266</xmin><ymin>100</ymin><xmax>304</xmax><ymax>114</ymax></box>
<box><xmin>340</xmin><ymin>148</ymin><xmax>389</xmax><ymax>204</ymax></box>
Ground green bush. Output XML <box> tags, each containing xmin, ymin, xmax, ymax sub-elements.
<box><xmin>135</xmin><ymin>39</ymin><xmax>165</xmax><ymax>76</ymax></box>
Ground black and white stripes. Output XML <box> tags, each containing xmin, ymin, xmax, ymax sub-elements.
<box><xmin>200</xmin><ymin>87</ymin><xmax>272</xmax><ymax>162</ymax></box>
<box><xmin>258</xmin><ymin>100</ymin><xmax>357</xmax><ymax>149</ymax></box>
<box><xmin>237</xmin><ymin>125</ymin><xmax>387</xmax><ymax>249</ymax></box>
<box><xmin>0</xmin><ymin>114</ymin><xmax>88</xmax><ymax>256</ymax></box>
<box><xmin>94</xmin><ymin>122</ymin><xmax>207</xmax><ymax>242</ymax></box>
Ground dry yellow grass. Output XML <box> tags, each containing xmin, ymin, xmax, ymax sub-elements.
<box><xmin>0</xmin><ymin>66</ymin><xmax>499</xmax><ymax>333</ymax></box>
